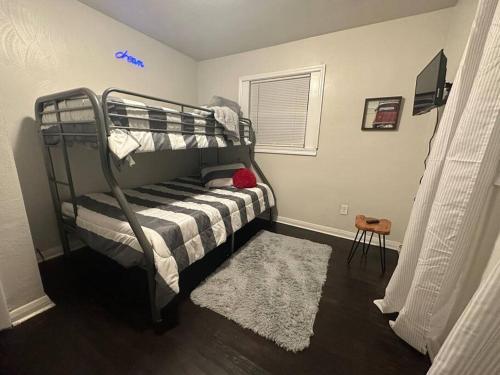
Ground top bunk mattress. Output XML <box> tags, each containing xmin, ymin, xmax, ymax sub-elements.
<box><xmin>40</xmin><ymin>96</ymin><xmax>251</xmax><ymax>154</ymax></box>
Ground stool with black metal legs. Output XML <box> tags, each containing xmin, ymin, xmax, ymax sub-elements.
<box><xmin>347</xmin><ymin>215</ymin><xmax>391</xmax><ymax>273</ymax></box>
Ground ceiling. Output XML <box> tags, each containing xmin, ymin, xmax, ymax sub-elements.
<box><xmin>79</xmin><ymin>0</ymin><xmax>457</xmax><ymax>61</ymax></box>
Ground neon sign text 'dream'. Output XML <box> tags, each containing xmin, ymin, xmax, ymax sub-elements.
<box><xmin>115</xmin><ymin>50</ymin><xmax>144</xmax><ymax>68</ymax></box>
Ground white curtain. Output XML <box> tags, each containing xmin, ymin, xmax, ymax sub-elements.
<box><xmin>427</xmin><ymin>258</ymin><xmax>500</xmax><ymax>374</ymax></box>
<box><xmin>374</xmin><ymin>0</ymin><xmax>500</xmax><ymax>356</ymax></box>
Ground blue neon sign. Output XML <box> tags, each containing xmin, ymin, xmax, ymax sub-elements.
<box><xmin>115</xmin><ymin>50</ymin><xmax>144</xmax><ymax>68</ymax></box>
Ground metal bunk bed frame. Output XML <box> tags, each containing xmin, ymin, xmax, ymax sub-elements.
<box><xmin>34</xmin><ymin>87</ymin><xmax>276</xmax><ymax>324</ymax></box>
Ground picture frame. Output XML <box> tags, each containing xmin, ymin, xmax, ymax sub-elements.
<box><xmin>361</xmin><ymin>96</ymin><xmax>403</xmax><ymax>131</ymax></box>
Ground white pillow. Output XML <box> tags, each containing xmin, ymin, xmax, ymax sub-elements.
<box><xmin>201</xmin><ymin>163</ymin><xmax>245</xmax><ymax>188</ymax></box>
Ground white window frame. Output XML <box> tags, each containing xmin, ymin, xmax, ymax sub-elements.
<box><xmin>239</xmin><ymin>65</ymin><xmax>326</xmax><ymax>156</ymax></box>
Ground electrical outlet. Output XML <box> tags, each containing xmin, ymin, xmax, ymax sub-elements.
<box><xmin>340</xmin><ymin>204</ymin><xmax>349</xmax><ymax>215</ymax></box>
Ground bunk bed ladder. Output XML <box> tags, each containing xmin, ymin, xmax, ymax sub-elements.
<box><xmin>39</xmin><ymin>101</ymin><xmax>79</xmax><ymax>256</ymax></box>
<box><xmin>55</xmin><ymin>99</ymin><xmax>79</xmax><ymax>221</ymax></box>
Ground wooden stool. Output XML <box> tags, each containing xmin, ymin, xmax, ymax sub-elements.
<box><xmin>347</xmin><ymin>215</ymin><xmax>391</xmax><ymax>273</ymax></box>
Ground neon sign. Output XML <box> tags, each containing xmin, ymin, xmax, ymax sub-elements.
<box><xmin>115</xmin><ymin>50</ymin><xmax>144</xmax><ymax>68</ymax></box>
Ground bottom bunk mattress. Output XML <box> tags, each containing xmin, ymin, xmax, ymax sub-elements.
<box><xmin>62</xmin><ymin>176</ymin><xmax>274</xmax><ymax>309</ymax></box>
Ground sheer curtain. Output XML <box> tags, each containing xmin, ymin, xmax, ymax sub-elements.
<box><xmin>374</xmin><ymin>0</ymin><xmax>500</xmax><ymax>357</ymax></box>
<box><xmin>0</xmin><ymin>281</ymin><xmax>10</xmax><ymax>330</ymax></box>
<box><xmin>428</xmin><ymin>258</ymin><xmax>500</xmax><ymax>374</ymax></box>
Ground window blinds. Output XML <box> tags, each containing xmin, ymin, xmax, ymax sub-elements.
<box><xmin>249</xmin><ymin>74</ymin><xmax>311</xmax><ymax>147</ymax></box>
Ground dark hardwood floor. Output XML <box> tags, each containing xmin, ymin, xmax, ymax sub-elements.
<box><xmin>0</xmin><ymin>220</ymin><xmax>430</xmax><ymax>375</ymax></box>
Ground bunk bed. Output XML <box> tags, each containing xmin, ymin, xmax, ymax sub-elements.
<box><xmin>34</xmin><ymin>88</ymin><xmax>276</xmax><ymax>324</ymax></box>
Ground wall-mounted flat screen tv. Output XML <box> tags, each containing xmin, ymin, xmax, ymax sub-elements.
<box><xmin>413</xmin><ymin>50</ymin><xmax>447</xmax><ymax>115</ymax></box>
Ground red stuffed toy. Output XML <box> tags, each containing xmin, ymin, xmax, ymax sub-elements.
<box><xmin>233</xmin><ymin>168</ymin><xmax>257</xmax><ymax>188</ymax></box>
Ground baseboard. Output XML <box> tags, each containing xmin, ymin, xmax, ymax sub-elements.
<box><xmin>274</xmin><ymin>216</ymin><xmax>401</xmax><ymax>252</ymax></box>
<box><xmin>38</xmin><ymin>239</ymin><xmax>86</xmax><ymax>262</ymax></box>
<box><xmin>9</xmin><ymin>295</ymin><xmax>55</xmax><ymax>326</ymax></box>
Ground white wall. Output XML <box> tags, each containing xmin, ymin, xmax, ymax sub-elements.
<box><xmin>0</xmin><ymin>0</ymin><xmax>200</xmax><ymax>254</ymax></box>
<box><xmin>0</xmin><ymin>120</ymin><xmax>45</xmax><ymax>317</ymax></box>
<box><xmin>198</xmin><ymin>9</ymin><xmax>453</xmax><ymax>243</ymax></box>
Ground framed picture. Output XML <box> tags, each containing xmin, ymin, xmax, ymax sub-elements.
<box><xmin>361</xmin><ymin>96</ymin><xmax>403</xmax><ymax>131</ymax></box>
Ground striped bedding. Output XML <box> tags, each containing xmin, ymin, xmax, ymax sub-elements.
<box><xmin>62</xmin><ymin>177</ymin><xmax>274</xmax><ymax>308</ymax></box>
<box><xmin>41</xmin><ymin>96</ymin><xmax>251</xmax><ymax>152</ymax></box>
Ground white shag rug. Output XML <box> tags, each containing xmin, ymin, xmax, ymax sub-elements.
<box><xmin>190</xmin><ymin>230</ymin><xmax>332</xmax><ymax>352</ymax></box>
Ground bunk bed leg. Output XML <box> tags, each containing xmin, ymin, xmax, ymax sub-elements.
<box><xmin>60</xmin><ymin>230</ymin><xmax>71</xmax><ymax>257</ymax></box>
<box><xmin>230</xmin><ymin>232</ymin><xmax>235</xmax><ymax>254</ymax></box>
<box><xmin>247</xmin><ymin>123</ymin><xmax>278</xmax><ymax>225</ymax></box>
<box><xmin>146</xmin><ymin>268</ymin><xmax>162</xmax><ymax>324</ymax></box>
<box><xmin>43</xmin><ymin>144</ymin><xmax>71</xmax><ymax>257</ymax></box>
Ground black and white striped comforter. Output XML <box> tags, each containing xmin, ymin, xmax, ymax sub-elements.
<box><xmin>62</xmin><ymin>177</ymin><xmax>274</xmax><ymax>308</ymax></box>
<box><xmin>41</xmin><ymin>97</ymin><xmax>251</xmax><ymax>151</ymax></box>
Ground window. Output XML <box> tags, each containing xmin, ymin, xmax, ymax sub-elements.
<box><xmin>239</xmin><ymin>65</ymin><xmax>325</xmax><ymax>156</ymax></box>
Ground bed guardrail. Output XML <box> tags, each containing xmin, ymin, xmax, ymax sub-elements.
<box><xmin>38</xmin><ymin>88</ymin><xmax>251</xmax><ymax>142</ymax></box>
<box><xmin>34</xmin><ymin>87</ymin><xmax>277</xmax><ymax>324</ymax></box>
